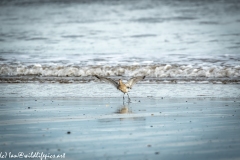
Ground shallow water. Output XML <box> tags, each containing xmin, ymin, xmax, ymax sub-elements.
<box><xmin>0</xmin><ymin>83</ymin><xmax>239</xmax><ymax>98</ymax></box>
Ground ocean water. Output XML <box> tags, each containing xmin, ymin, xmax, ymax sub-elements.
<box><xmin>0</xmin><ymin>0</ymin><xmax>240</xmax><ymax>83</ymax></box>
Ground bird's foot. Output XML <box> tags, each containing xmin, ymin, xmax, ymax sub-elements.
<box><xmin>123</xmin><ymin>99</ymin><xmax>131</xmax><ymax>104</ymax></box>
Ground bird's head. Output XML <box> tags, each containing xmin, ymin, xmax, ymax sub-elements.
<box><xmin>118</xmin><ymin>79</ymin><xmax>122</xmax><ymax>83</ymax></box>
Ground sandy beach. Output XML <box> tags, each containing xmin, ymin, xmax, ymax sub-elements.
<box><xmin>0</xmin><ymin>0</ymin><xmax>240</xmax><ymax>159</ymax></box>
<box><xmin>0</xmin><ymin>83</ymin><xmax>239</xmax><ymax>160</ymax></box>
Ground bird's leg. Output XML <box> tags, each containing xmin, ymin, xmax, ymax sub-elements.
<box><xmin>127</xmin><ymin>93</ymin><xmax>131</xmax><ymax>102</ymax></box>
<box><xmin>123</xmin><ymin>93</ymin><xmax>125</xmax><ymax>101</ymax></box>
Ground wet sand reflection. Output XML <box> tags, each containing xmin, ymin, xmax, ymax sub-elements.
<box><xmin>116</xmin><ymin>102</ymin><xmax>132</xmax><ymax>114</ymax></box>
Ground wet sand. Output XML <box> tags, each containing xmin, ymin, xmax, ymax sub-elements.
<box><xmin>0</xmin><ymin>97</ymin><xmax>240</xmax><ymax>160</ymax></box>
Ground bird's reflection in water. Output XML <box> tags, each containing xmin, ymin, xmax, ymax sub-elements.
<box><xmin>115</xmin><ymin>102</ymin><xmax>132</xmax><ymax>114</ymax></box>
<box><xmin>98</xmin><ymin>101</ymin><xmax>145</xmax><ymax>122</ymax></box>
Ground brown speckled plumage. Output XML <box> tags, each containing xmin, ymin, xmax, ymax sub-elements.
<box><xmin>118</xmin><ymin>79</ymin><xmax>128</xmax><ymax>93</ymax></box>
<box><xmin>95</xmin><ymin>75</ymin><xmax>145</xmax><ymax>102</ymax></box>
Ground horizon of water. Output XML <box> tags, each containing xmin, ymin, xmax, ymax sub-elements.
<box><xmin>0</xmin><ymin>0</ymin><xmax>240</xmax><ymax>83</ymax></box>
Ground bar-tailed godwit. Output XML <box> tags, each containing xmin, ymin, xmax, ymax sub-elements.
<box><xmin>95</xmin><ymin>75</ymin><xmax>145</xmax><ymax>102</ymax></box>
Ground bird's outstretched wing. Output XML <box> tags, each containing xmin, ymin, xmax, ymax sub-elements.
<box><xmin>125</xmin><ymin>76</ymin><xmax>145</xmax><ymax>89</ymax></box>
<box><xmin>94</xmin><ymin>75</ymin><xmax>118</xmax><ymax>88</ymax></box>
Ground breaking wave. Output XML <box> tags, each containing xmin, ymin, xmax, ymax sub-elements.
<box><xmin>0</xmin><ymin>64</ymin><xmax>239</xmax><ymax>78</ymax></box>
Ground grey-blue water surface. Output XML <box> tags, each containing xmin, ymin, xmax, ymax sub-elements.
<box><xmin>0</xmin><ymin>0</ymin><xmax>240</xmax><ymax>66</ymax></box>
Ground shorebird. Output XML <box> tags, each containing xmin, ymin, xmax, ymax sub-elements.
<box><xmin>95</xmin><ymin>75</ymin><xmax>145</xmax><ymax>102</ymax></box>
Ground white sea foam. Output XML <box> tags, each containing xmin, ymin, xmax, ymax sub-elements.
<box><xmin>0</xmin><ymin>64</ymin><xmax>239</xmax><ymax>78</ymax></box>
